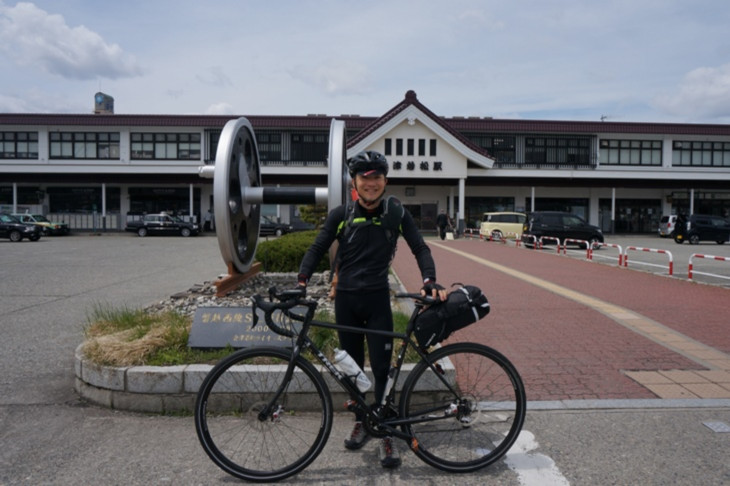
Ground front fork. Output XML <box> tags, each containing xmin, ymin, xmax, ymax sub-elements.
<box><xmin>256</xmin><ymin>345</ymin><xmax>304</xmax><ymax>422</ymax></box>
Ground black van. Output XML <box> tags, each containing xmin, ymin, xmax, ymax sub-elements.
<box><xmin>522</xmin><ymin>211</ymin><xmax>604</xmax><ymax>248</ymax></box>
<box><xmin>673</xmin><ymin>214</ymin><xmax>730</xmax><ymax>244</ymax></box>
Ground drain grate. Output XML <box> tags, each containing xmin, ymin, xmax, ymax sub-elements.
<box><xmin>703</xmin><ymin>421</ymin><xmax>730</xmax><ymax>433</ymax></box>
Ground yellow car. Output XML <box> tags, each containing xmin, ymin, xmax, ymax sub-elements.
<box><xmin>478</xmin><ymin>212</ymin><xmax>526</xmax><ymax>240</ymax></box>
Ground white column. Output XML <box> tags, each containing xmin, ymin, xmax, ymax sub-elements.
<box><xmin>12</xmin><ymin>183</ymin><xmax>18</xmax><ymax>213</ymax></box>
<box><xmin>611</xmin><ymin>187</ymin><xmax>616</xmax><ymax>234</ymax></box>
<box><xmin>690</xmin><ymin>188</ymin><xmax>695</xmax><ymax>215</ymax></box>
<box><xmin>189</xmin><ymin>184</ymin><xmax>194</xmax><ymax>221</ymax></box>
<box><xmin>530</xmin><ymin>187</ymin><xmax>535</xmax><ymax>212</ymax></box>
<box><xmin>458</xmin><ymin>178</ymin><xmax>466</xmax><ymax>231</ymax></box>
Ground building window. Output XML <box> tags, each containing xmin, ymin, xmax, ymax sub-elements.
<box><xmin>1</xmin><ymin>131</ymin><xmax>39</xmax><ymax>159</ymax></box>
<box><xmin>429</xmin><ymin>139</ymin><xmax>437</xmax><ymax>156</ymax></box>
<box><xmin>0</xmin><ymin>185</ymin><xmax>41</xmax><ymax>204</ymax></box>
<box><xmin>291</xmin><ymin>132</ymin><xmax>328</xmax><ymax>162</ymax></box>
<box><xmin>407</xmin><ymin>138</ymin><xmax>414</xmax><ymax>156</ymax></box>
<box><xmin>130</xmin><ymin>132</ymin><xmax>200</xmax><ymax>160</ymax></box>
<box><xmin>418</xmin><ymin>139</ymin><xmax>426</xmax><ymax>156</ymax></box>
<box><xmin>384</xmin><ymin>138</ymin><xmax>392</xmax><ymax>156</ymax></box>
<box><xmin>256</xmin><ymin>132</ymin><xmax>282</xmax><ymax>161</ymax></box>
<box><xmin>50</xmin><ymin>132</ymin><xmax>120</xmax><ymax>159</ymax></box>
<box><xmin>205</xmin><ymin>129</ymin><xmax>221</xmax><ymax>164</ymax></box>
<box><xmin>47</xmin><ymin>186</ymin><xmax>121</xmax><ymax>212</ymax></box>
<box><xmin>396</xmin><ymin>139</ymin><xmax>403</xmax><ymax>156</ymax></box>
<box><xmin>672</xmin><ymin>140</ymin><xmax>730</xmax><ymax>167</ymax></box>
<box><xmin>466</xmin><ymin>134</ymin><xmax>516</xmax><ymax>163</ymax></box>
<box><xmin>524</xmin><ymin>136</ymin><xmax>590</xmax><ymax>166</ymax></box>
<box><xmin>599</xmin><ymin>139</ymin><xmax>662</xmax><ymax>166</ymax></box>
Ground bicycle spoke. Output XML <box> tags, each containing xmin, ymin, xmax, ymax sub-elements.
<box><xmin>195</xmin><ymin>348</ymin><xmax>333</xmax><ymax>482</ymax></box>
<box><xmin>400</xmin><ymin>343</ymin><xmax>525</xmax><ymax>473</ymax></box>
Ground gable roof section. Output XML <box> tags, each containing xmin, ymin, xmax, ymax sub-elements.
<box><xmin>347</xmin><ymin>90</ymin><xmax>495</xmax><ymax>169</ymax></box>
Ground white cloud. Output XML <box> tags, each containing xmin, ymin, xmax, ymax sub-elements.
<box><xmin>205</xmin><ymin>102</ymin><xmax>235</xmax><ymax>115</ymax></box>
<box><xmin>196</xmin><ymin>66</ymin><xmax>233</xmax><ymax>88</ymax></box>
<box><xmin>289</xmin><ymin>60</ymin><xmax>374</xmax><ymax>96</ymax></box>
<box><xmin>0</xmin><ymin>93</ymin><xmax>31</xmax><ymax>112</ymax></box>
<box><xmin>654</xmin><ymin>64</ymin><xmax>730</xmax><ymax>121</ymax></box>
<box><xmin>0</xmin><ymin>2</ymin><xmax>143</xmax><ymax>80</ymax></box>
<box><xmin>2</xmin><ymin>0</ymin><xmax>730</xmax><ymax>121</ymax></box>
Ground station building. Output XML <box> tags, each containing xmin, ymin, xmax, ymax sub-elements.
<box><xmin>2</xmin><ymin>89</ymin><xmax>730</xmax><ymax>233</ymax></box>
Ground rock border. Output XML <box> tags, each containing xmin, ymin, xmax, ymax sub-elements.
<box><xmin>74</xmin><ymin>271</ymin><xmax>451</xmax><ymax>413</ymax></box>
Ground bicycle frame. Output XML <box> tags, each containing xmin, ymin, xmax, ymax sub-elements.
<box><xmin>253</xmin><ymin>292</ymin><xmax>464</xmax><ymax>443</ymax></box>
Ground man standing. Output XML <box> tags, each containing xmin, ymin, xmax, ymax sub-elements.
<box><xmin>436</xmin><ymin>209</ymin><xmax>450</xmax><ymax>240</ymax></box>
<box><xmin>297</xmin><ymin>151</ymin><xmax>445</xmax><ymax>468</ymax></box>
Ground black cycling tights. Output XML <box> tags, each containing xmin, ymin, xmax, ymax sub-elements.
<box><xmin>334</xmin><ymin>288</ymin><xmax>393</xmax><ymax>420</ymax></box>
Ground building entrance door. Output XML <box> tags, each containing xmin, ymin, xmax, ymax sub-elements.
<box><xmin>403</xmin><ymin>203</ymin><xmax>437</xmax><ymax>231</ymax></box>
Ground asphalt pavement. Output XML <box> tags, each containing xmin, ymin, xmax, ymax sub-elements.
<box><xmin>0</xmin><ymin>231</ymin><xmax>728</xmax><ymax>485</ymax></box>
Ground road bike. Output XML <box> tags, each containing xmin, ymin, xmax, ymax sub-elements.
<box><xmin>194</xmin><ymin>286</ymin><xmax>526</xmax><ymax>482</ymax></box>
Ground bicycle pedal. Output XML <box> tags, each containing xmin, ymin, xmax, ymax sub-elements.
<box><xmin>410</xmin><ymin>437</ymin><xmax>419</xmax><ymax>451</ymax></box>
<box><xmin>343</xmin><ymin>400</ymin><xmax>357</xmax><ymax>411</ymax></box>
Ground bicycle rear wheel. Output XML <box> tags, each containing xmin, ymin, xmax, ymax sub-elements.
<box><xmin>194</xmin><ymin>347</ymin><xmax>333</xmax><ymax>482</ymax></box>
<box><xmin>399</xmin><ymin>342</ymin><xmax>526</xmax><ymax>473</ymax></box>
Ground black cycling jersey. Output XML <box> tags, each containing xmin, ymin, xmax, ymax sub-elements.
<box><xmin>298</xmin><ymin>199</ymin><xmax>436</xmax><ymax>291</ymax></box>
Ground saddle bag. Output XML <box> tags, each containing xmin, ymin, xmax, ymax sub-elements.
<box><xmin>414</xmin><ymin>284</ymin><xmax>490</xmax><ymax>349</ymax></box>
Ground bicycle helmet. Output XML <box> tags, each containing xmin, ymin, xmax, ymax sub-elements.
<box><xmin>347</xmin><ymin>151</ymin><xmax>389</xmax><ymax>178</ymax></box>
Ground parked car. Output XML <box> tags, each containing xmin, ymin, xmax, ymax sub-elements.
<box><xmin>673</xmin><ymin>214</ymin><xmax>730</xmax><ymax>244</ymax></box>
<box><xmin>657</xmin><ymin>215</ymin><xmax>677</xmax><ymax>237</ymax></box>
<box><xmin>479</xmin><ymin>211</ymin><xmax>526</xmax><ymax>240</ymax></box>
<box><xmin>522</xmin><ymin>211</ymin><xmax>604</xmax><ymax>248</ymax></box>
<box><xmin>12</xmin><ymin>213</ymin><xmax>69</xmax><ymax>235</ymax></box>
<box><xmin>289</xmin><ymin>219</ymin><xmax>316</xmax><ymax>232</ymax></box>
<box><xmin>0</xmin><ymin>213</ymin><xmax>43</xmax><ymax>242</ymax></box>
<box><xmin>259</xmin><ymin>216</ymin><xmax>293</xmax><ymax>237</ymax></box>
<box><xmin>125</xmin><ymin>213</ymin><xmax>199</xmax><ymax>237</ymax></box>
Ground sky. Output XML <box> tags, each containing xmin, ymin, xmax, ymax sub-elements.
<box><xmin>2</xmin><ymin>0</ymin><xmax>730</xmax><ymax>123</ymax></box>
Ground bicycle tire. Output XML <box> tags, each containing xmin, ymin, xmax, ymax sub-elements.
<box><xmin>194</xmin><ymin>347</ymin><xmax>333</xmax><ymax>482</ymax></box>
<box><xmin>399</xmin><ymin>342</ymin><xmax>526</xmax><ymax>473</ymax></box>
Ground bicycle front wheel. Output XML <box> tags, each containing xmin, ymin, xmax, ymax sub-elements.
<box><xmin>194</xmin><ymin>347</ymin><xmax>333</xmax><ymax>482</ymax></box>
<box><xmin>399</xmin><ymin>342</ymin><xmax>526</xmax><ymax>473</ymax></box>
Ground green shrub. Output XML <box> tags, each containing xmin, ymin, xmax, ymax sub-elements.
<box><xmin>255</xmin><ymin>230</ymin><xmax>329</xmax><ymax>273</ymax></box>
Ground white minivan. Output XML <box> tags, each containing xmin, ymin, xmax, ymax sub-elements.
<box><xmin>658</xmin><ymin>215</ymin><xmax>678</xmax><ymax>237</ymax></box>
<box><xmin>479</xmin><ymin>212</ymin><xmax>527</xmax><ymax>240</ymax></box>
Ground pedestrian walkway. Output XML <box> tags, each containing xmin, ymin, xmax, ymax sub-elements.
<box><xmin>391</xmin><ymin>238</ymin><xmax>730</xmax><ymax>403</ymax></box>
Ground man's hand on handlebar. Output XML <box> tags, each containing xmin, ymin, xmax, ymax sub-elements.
<box><xmin>421</xmin><ymin>280</ymin><xmax>447</xmax><ymax>302</ymax></box>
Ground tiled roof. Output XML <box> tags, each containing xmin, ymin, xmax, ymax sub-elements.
<box><xmin>346</xmin><ymin>90</ymin><xmax>493</xmax><ymax>158</ymax></box>
<box><xmin>445</xmin><ymin>117</ymin><xmax>730</xmax><ymax>136</ymax></box>
<box><xmin>2</xmin><ymin>97</ymin><xmax>730</xmax><ymax>137</ymax></box>
<box><xmin>0</xmin><ymin>113</ymin><xmax>376</xmax><ymax>130</ymax></box>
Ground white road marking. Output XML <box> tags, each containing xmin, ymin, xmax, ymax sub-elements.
<box><xmin>504</xmin><ymin>430</ymin><xmax>570</xmax><ymax>486</ymax></box>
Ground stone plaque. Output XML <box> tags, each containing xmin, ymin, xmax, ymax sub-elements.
<box><xmin>188</xmin><ymin>306</ymin><xmax>293</xmax><ymax>349</ymax></box>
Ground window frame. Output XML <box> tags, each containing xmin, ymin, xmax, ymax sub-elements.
<box><xmin>130</xmin><ymin>132</ymin><xmax>201</xmax><ymax>160</ymax></box>
<box><xmin>1</xmin><ymin>131</ymin><xmax>39</xmax><ymax>159</ymax></box>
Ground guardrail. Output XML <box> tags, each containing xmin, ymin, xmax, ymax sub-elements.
<box><xmin>563</xmin><ymin>238</ymin><xmax>593</xmax><ymax>260</ymax></box>
<box><xmin>538</xmin><ymin>236</ymin><xmax>561</xmax><ymax>253</ymax></box>
<box><xmin>624</xmin><ymin>246</ymin><xmax>674</xmax><ymax>276</ymax></box>
<box><xmin>595</xmin><ymin>242</ymin><xmax>624</xmax><ymax>266</ymax></box>
<box><xmin>688</xmin><ymin>253</ymin><xmax>730</xmax><ymax>281</ymax></box>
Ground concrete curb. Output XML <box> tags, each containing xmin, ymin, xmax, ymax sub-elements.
<box><xmin>74</xmin><ymin>344</ymin><xmax>455</xmax><ymax>413</ymax></box>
